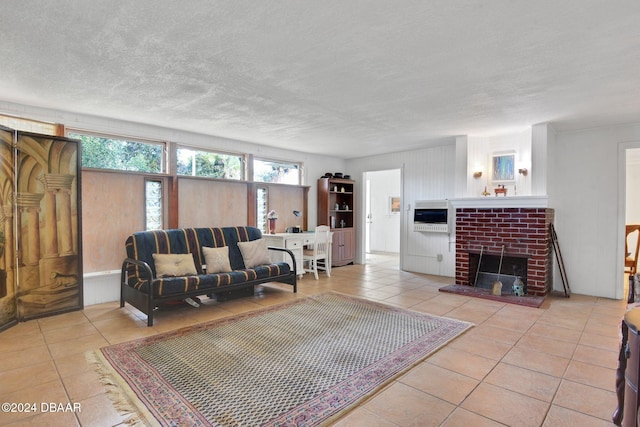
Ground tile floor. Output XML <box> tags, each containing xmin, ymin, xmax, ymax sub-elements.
<box><xmin>0</xmin><ymin>253</ymin><xmax>625</xmax><ymax>426</ymax></box>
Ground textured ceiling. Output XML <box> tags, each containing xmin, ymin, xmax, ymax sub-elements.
<box><xmin>1</xmin><ymin>1</ymin><xmax>639</xmax><ymax>158</ymax></box>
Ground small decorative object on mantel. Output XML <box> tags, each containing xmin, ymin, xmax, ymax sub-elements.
<box><xmin>267</xmin><ymin>210</ymin><xmax>279</xmax><ymax>234</ymax></box>
<box><xmin>482</xmin><ymin>186</ymin><xmax>491</xmax><ymax>197</ymax></box>
<box><xmin>494</xmin><ymin>185</ymin><xmax>507</xmax><ymax>197</ymax></box>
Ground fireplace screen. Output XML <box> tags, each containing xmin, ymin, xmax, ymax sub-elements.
<box><xmin>469</xmin><ymin>251</ymin><xmax>528</xmax><ymax>294</ymax></box>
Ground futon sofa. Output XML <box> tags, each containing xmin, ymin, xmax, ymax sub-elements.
<box><xmin>121</xmin><ymin>226</ymin><xmax>297</xmax><ymax>326</ymax></box>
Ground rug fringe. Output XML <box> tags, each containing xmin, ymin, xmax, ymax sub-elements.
<box><xmin>86</xmin><ymin>350</ymin><xmax>158</xmax><ymax>427</ymax></box>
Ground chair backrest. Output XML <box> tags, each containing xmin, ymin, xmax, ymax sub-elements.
<box><xmin>627</xmin><ymin>224</ymin><xmax>640</xmax><ymax>262</ymax></box>
<box><xmin>312</xmin><ymin>225</ymin><xmax>331</xmax><ymax>256</ymax></box>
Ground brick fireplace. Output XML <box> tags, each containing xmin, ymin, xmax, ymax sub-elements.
<box><xmin>455</xmin><ymin>205</ymin><xmax>554</xmax><ymax>296</ymax></box>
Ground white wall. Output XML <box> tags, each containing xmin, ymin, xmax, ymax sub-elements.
<box><xmin>346</xmin><ymin>141</ymin><xmax>457</xmax><ymax>275</ymax></box>
<box><xmin>466</xmin><ymin>129</ymin><xmax>532</xmax><ymax>198</ymax></box>
<box><xmin>367</xmin><ymin>169</ymin><xmax>401</xmax><ymax>253</ymax></box>
<box><xmin>550</xmin><ymin>123</ymin><xmax>640</xmax><ymax>299</ymax></box>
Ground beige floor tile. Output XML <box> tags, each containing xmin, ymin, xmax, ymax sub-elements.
<box><xmin>400</xmin><ymin>287</ymin><xmax>444</xmax><ymax>301</ymax></box>
<box><xmin>0</xmin><ymin>379</ymin><xmax>71</xmax><ymax>426</ymax></box>
<box><xmin>461</xmin><ymin>382</ymin><xmax>550</xmax><ymax>426</ymax></box>
<box><xmin>382</xmin><ymin>294</ymin><xmax>429</xmax><ymax>308</ymax></box>
<box><xmin>501</xmin><ymin>346</ymin><xmax>570</xmax><ymax>378</ymax></box>
<box><xmin>0</xmin><ymin>361</ymin><xmax>59</xmax><ymax>395</ymax></box>
<box><xmin>82</xmin><ymin>301</ymin><xmax>124</xmax><ymax>322</ymax></box>
<box><xmin>572</xmin><ymin>344</ymin><xmax>618</xmax><ymax>369</ymax></box>
<box><xmin>537</xmin><ymin>311</ymin><xmax>590</xmax><ymax>331</ymax></box>
<box><xmin>47</xmin><ymin>333</ymin><xmax>109</xmax><ymax>359</ymax></box>
<box><xmin>0</xmin><ymin>329</ymin><xmax>46</xmax><ymax>354</ymax></box>
<box><xmin>526</xmin><ymin>322</ymin><xmax>583</xmax><ymax>343</ymax></box>
<box><xmin>469</xmin><ymin>324</ymin><xmax>524</xmax><ymax>346</ymax></box>
<box><xmin>445</xmin><ymin>305</ymin><xmax>498</xmax><ymax>324</ymax></box>
<box><xmin>447</xmin><ymin>333</ymin><xmax>513</xmax><ymax>360</ymax></box>
<box><xmin>60</xmin><ymin>367</ymin><xmax>106</xmax><ymax>402</ymax></box>
<box><xmin>37</xmin><ymin>310</ymin><xmax>90</xmax><ymax>332</ymax></box>
<box><xmin>484</xmin><ymin>362</ymin><xmax>561</xmax><ymax>402</ymax></box>
<box><xmin>427</xmin><ymin>347</ymin><xmax>498</xmax><ymax>381</ymax></box>
<box><xmin>563</xmin><ymin>360</ymin><xmax>616</xmax><ymax>391</ymax></box>
<box><xmin>495</xmin><ymin>303</ymin><xmax>545</xmax><ymax>320</ymax></box>
<box><xmin>410</xmin><ymin>300</ymin><xmax>458</xmax><ymax>316</ymax></box>
<box><xmin>580</xmin><ymin>331</ymin><xmax>621</xmax><ymax>351</ymax></box>
<box><xmin>42</xmin><ymin>322</ymin><xmax>99</xmax><ymax>345</ymax></box>
<box><xmin>332</xmin><ymin>407</ymin><xmax>397</xmax><ymax>426</ymax></box>
<box><xmin>399</xmin><ymin>363</ymin><xmax>479</xmax><ymax>405</ymax></box>
<box><xmin>74</xmin><ymin>393</ymin><xmax>129</xmax><ymax>427</ymax></box>
<box><xmin>514</xmin><ymin>334</ymin><xmax>577</xmax><ymax>359</ymax></box>
<box><xmin>483</xmin><ymin>312</ymin><xmax>538</xmax><ymax>333</ymax></box>
<box><xmin>542</xmin><ymin>405</ymin><xmax>613</xmax><ymax>426</ymax></box>
<box><xmin>441</xmin><ymin>408</ymin><xmax>505</xmax><ymax>426</ymax></box>
<box><xmin>0</xmin><ymin>321</ymin><xmax>40</xmax><ymax>338</ymax></box>
<box><xmin>54</xmin><ymin>351</ymin><xmax>98</xmax><ymax>379</ymax></box>
<box><xmin>2</xmin><ymin>410</ymin><xmax>80</xmax><ymax>427</ymax></box>
<box><xmin>0</xmin><ymin>343</ymin><xmax>52</xmax><ymax>373</ymax></box>
<box><xmin>553</xmin><ymin>379</ymin><xmax>617</xmax><ymax>421</ymax></box>
<box><xmin>584</xmin><ymin>316</ymin><xmax>623</xmax><ymax>338</ymax></box>
<box><xmin>364</xmin><ymin>382</ymin><xmax>455</xmax><ymax>426</ymax></box>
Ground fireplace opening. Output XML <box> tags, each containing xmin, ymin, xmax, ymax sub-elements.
<box><xmin>469</xmin><ymin>251</ymin><xmax>528</xmax><ymax>294</ymax></box>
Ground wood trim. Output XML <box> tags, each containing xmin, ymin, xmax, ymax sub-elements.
<box><xmin>247</xmin><ymin>182</ymin><xmax>257</xmax><ymax>226</ymax></box>
<box><xmin>168</xmin><ymin>176</ymin><xmax>179</xmax><ymax>228</ymax></box>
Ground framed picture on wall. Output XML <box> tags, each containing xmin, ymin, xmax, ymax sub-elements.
<box><xmin>389</xmin><ymin>196</ymin><xmax>401</xmax><ymax>214</ymax></box>
<box><xmin>491</xmin><ymin>153</ymin><xmax>515</xmax><ymax>183</ymax></box>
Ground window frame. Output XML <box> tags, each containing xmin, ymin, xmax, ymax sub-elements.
<box><xmin>66</xmin><ymin>128</ymin><xmax>167</xmax><ymax>174</ymax></box>
<box><xmin>252</xmin><ymin>157</ymin><xmax>303</xmax><ymax>185</ymax></box>
<box><xmin>175</xmin><ymin>145</ymin><xmax>246</xmax><ymax>180</ymax></box>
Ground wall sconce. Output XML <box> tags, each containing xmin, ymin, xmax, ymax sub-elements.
<box><xmin>518</xmin><ymin>168</ymin><xmax>528</xmax><ymax>176</ymax></box>
<box><xmin>473</xmin><ymin>171</ymin><xmax>483</xmax><ymax>179</ymax></box>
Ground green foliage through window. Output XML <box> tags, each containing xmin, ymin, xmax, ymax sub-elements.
<box><xmin>145</xmin><ymin>179</ymin><xmax>163</xmax><ymax>230</ymax></box>
<box><xmin>254</xmin><ymin>159</ymin><xmax>300</xmax><ymax>184</ymax></box>
<box><xmin>176</xmin><ymin>147</ymin><xmax>243</xmax><ymax>179</ymax></box>
<box><xmin>70</xmin><ymin>132</ymin><xmax>163</xmax><ymax>173</ymax></box>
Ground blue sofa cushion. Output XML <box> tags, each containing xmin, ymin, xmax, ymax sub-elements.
<box><xmin>133</xmin><ymin>264</ymin><xmax>291</xmax><ymax>297</ymax></box>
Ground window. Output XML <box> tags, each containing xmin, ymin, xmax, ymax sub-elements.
<box><xmin>176</xmin><ymin>147</ymin><xmax>243</xmax><ymax>179</ymax></box>
<box><xmin>256</xmin><ymin>187</ymin><xmax>268</xmax><ymax>233</ymax></box>
<box><xmin>68</xmin><ymin>131</ymin><xmax>164</xmax><ymax>173</ymax></box>
<box><xmin>145</xmin><ymin>179</ymin><xmax>163</xmax><ymax>230</ymax></box>
<box><xmin>253</xmin><ymin>158</ymin><xmax>301</xmax><ymax>185</ymax></box>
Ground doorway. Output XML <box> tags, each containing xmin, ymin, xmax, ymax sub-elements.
<box><xmin>364</xmin><ymin>169</ymin><xmax>401</xmax><ymax>268</ymax></box>
<box><xmin>625</xmin><ymin>147</ymin><xmax>640</xmax><ymax>299</ymax></box>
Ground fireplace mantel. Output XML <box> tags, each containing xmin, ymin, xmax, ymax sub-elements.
<box><xmin>450</xmin><ymin>196</ymin><xmax>548</xmax><ymax>209</ymax></box>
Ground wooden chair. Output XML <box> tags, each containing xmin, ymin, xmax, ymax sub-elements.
<box><xmin>303</xmin><ymin>226</ymin><xmax>331</xmax><ymax>280</ymax></box>
<box><xmin>626</xmin><ymin>225</ymin><xmax>640</xmax><ymax>275</ymax></box>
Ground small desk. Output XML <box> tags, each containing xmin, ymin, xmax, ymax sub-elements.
<box><xmin>263</xmin><ymin>232</ymin><xmax>332</xmax><ymax>278</ymax></box>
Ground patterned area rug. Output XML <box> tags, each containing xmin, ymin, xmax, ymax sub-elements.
<box><xmin>92</xmin><ymin>292</ymin><xmax>472</xmax><ymax>426</ymax></box>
